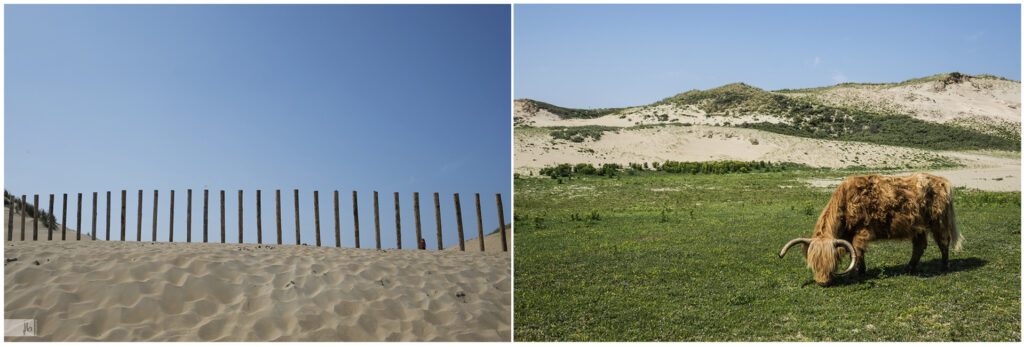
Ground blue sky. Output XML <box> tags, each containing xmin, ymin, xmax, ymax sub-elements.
<box><xmin>515</xmin><ymin>4</ymin><xmax>1022</xmax><ymax>108</ymax></box>
<box><xmin>5</xmin><ymin>5</ymin><xmax>511</xmax><ymax>249</ymax></box>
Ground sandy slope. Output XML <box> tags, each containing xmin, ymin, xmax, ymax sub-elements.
<box><xmin>784</xmin><ymin>76</ymin><xmax>1020</xmax><ymax>128</ymax></box>
<box><xmin>4</xmin><ymin>241</ymin><xmax>510</xmax><ymax>341</ymax></box>
<box><xmin>444</xmin><ymin>226</ymin><xmax>510</xmax><ymax>253</ymax></box>
<box><xmin>3</xmin><ymin>207</ymin><xmax>92</xmax><ymax>241</ymax></box>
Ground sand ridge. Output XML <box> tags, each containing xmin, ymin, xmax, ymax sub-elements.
<box><xmin>4</xmin><ymin>240</ymin><xmax>510</xmax><ymax>341</ymax></box>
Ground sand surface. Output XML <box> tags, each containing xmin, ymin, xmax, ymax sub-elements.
<box><xmin>4</xmin><ymin>240</ymin><xmax>510</xmax><ymax>341</ymax></box>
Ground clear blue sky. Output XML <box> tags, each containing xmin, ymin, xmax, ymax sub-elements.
<box><xmin>5</xmin><ymin>5</ymin><xmax>511</xmax><ymax>249</ymax></box>
<box><xmin>515</xmin><ymin>4</ymin><xmax>1022</xmax><ymax>108</ymax></box>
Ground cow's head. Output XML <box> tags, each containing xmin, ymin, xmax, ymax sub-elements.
<box><xmin>779</xmin><ymin>238</ymin><xmax>856</xmax><ymax>286</ymax></box>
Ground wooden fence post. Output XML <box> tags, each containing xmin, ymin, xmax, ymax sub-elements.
<box><xmin>413</xmin><ymin>192</ymin><xmax>422</xmax><ymax>250</ymax></box>
<box><xmin>433</xmin><ymin>192</ymin><xmax>442</xmax><ymax>250</ymax></box>
<box><xmin>105</xmin><ymin>192</ymin><xmax>110</xmax><ymax>241</ymax></box>
<box><xmin>256</xmin><ymin>190</ymin><xmax>262</xmax><ymax>244</ymax></box>
<box><xmin>238</xmin><ymin>190</ymin><xmax>243</xmax><ymax>244</ymax></box>
<box><xmin>120</xmin><ymin>190</ymin><xmax>126</xmax><ymax>241</ymax></box>
<box><xmin>47</xmin><ymin>194</ymin><xmax>54</xmax><ymax>241</ymax></box>
<box><xmin>21</xmin><ymin>195</ymin><xmax>27</xmax><ymax>241</ymax></box>
<box><xmin>92</xmin><ymin>192</ymin><xmax>98</xmax><ymax>241</ymax></box>
<box><xmin>33</xmin><ymin>195</ymin><xmax>38</xmax><ymax>241</ymax></box>
<box><xmin>333</xmin><ymin>190</ymin><xmax>340</xmax><ymax>247</ymax></box>
<box><xmin>203</xmin><ymin>189</ymin><xmax>209</xmax><ymax>243</ymax></box>
<box><xmin>394</xmin><ymin>192</ymin><xmax>401</xmax><ymax>249</ymax></box>
<box><xmin>152</xmin><ymin>190</ymin><xmax>158</xmax><ymax>241</ymax></box>
<box><xmin>220</xmin><ymin>190</ymin><xmax>225</xmax><ymax>243</ymax></box>
<box><xmin>313</xmin><ymin>190</ymin><xmax>321</xmax><ymax>247</ymax></box>
<box><xmin>475</xmin><ymin>193</ymin><xmax>484</xmax><ymax>251</ymax></box>
<box><xmin>352</xmin><ymin>191</ymin><xmax>360</xmax><ymax>248</ymax></box>
<box><xmin>496</xmin><ymin>193</ymin><xmax>508</xmax><ymax>252</ymax></box>
<box><xmin>373</xmin><ymin>191</ymin><xmax>381</xmax><ymax>249</ymax></box>
<box><xmin>186</xmin><ymin>189</ymin><xmax>192</xmax><ymax>243</ymax></box>
<box><xmin>275</xmin><ymin>190</ymin><xmax>282</xmax><ymax>245</ymax></box>
<box><xmin>454</xmin><ymin>193</ymin><xmax>464</xmax><ymax>251</ymax></box>
<box><xmin>293</xmin><ymin>189</ymin><xmax>301</xmax><ymax>245</ymax></box>
<box><xmin>60</xmin><ymin>193</ymin><xmax>67</xmax><ymax>240</ymax></box>
<box><xmin>136</xmin><ymin>190</ymin><xmax>143</xmax><ymax>241</ymax></box>
<box><xmin>169</xmin><ymin>190</ymin><xmax>175</xmax><ymax>242</ymax></box>
<box><xmin>7</xmin><ymin>195</ymin><xmax>13</xmax><ymax>241</ymax></box>
<box><xmin>76</xmin><ymin>193</ymin><xmax>82</xmax><ymax>240</ymax></box>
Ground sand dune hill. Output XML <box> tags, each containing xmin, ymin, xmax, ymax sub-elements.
<box><xmin>514</xmin><ymin>74</ymin><xmax>1021</xmax><ymax>192</ymax></box>
<box><xmin>4</xmin><ymin>241</ymin><xmax>510</xmax><ymax>341</ymax></box>
<box><xmin>781</xmin><ymin>75</ymin><xmax>1021</xmax><ymax>127</ymax></box>
<box><xmin>445</xmin><ymin>225</ymin><xmax>511</xmax><ymax>253</ymax></box>
<box><xmin>3</xmin><ymin>207</ymin><xmax>93</xmax><ymax>241</ymax></box>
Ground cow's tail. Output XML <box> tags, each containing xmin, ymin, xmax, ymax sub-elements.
<box><xmin>948</xmin><ymin>199</ymin><xmax>963</xmax><ymax>252</ymax></box>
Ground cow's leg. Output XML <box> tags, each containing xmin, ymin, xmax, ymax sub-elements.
<box><xmin>908</xmin><ymin>233</ymin><xmax>927</xmax><ymax>272</ymax></box>
<box><xmin>932</xmin><ymin>229</ymin><xmax>950</xmax><ymax>271</ymax></box>
<box><xmin>852</xmin><ymin>232</ymin><xmax>870</xmax><ymax>276</ymax></box>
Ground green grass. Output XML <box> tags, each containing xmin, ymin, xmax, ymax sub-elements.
<box><xmin>514</xmin><ymin>171</ymin><xmax>1020</xmax><ymax>341</ymax></box>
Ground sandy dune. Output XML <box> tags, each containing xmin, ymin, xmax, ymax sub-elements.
<box><xmin>3</xmin><ymin>207</ymin><xmax>92</xmax><ymax>241</ymax></box>
<box><xmin>445</xmin><ymin>226</ymin><xmax>511</xmax><ymax>253</ymax></box>
<box><xmin>4</xmin><ymin>240</ymin><xmax>510</xmax><ymax>341</ymax></box>
<box><xmin>784</xmin><ymin>76</ymin><xmax>1021</xmax><ymax>126</ymax></box>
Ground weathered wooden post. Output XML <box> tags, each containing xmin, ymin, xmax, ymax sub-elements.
<box><xmin>475</xmin><ymin>193</ymin><xmax>484</xmax><ymax>251</ymax></box>
<box><xmin>256</xmin><ymin>190</ymin><xmax>262</xmax><ymax>244</ymax></box>
<box><xmin>238</xmin><ymin>190</ymin><xmax>243</xmax><ymax>244</ymax></box>
<box><xmin>169</xmin><ymin>190</ymin><xmax>175</xmax><ymax>242</ymax></box>
<box><xmin>313</xmin><ymin>190</ymin><xmax>321</xmax><ymax>247</ymax></box>
<box><xmin>137</xmin><ymin>190</ymin><xmax>143</xmax><ymax>241</ymax></box>
<box><xmin>7</xmin><ymin>195</ymin><xmax>14</xmax><ymax>241</ymax></box>
<box><xmin>275</xmin><ymin>190</ymin><xmax>282</xmax><ymax>245</ymax></box>
<box><xmin>413</xmin><ymin>192</ymin><xmax>422</xmax><ymax>250</ymax></box>
<box><xmin>496</xmin><ymin>193</ymin><xmax>508</xmax><ymax>252</ymax></box>
<box><xmin>152</xmin><ymin>190</ymin><xmax>158</xmax><ymax>241</ymax></box>
<box><xmin>373</xmin><ymin>191</ymin><xmax>381</xmax><ymax>249</ymax></box>
<box><xmin>134</xmin><ymin>190</ymin><xmax>142</xmax><ymax>241</ymax></box>
<box><xmin>203</xmin><ymin>189</ymin><xmax>209</xmax><ymax>243</ymax></box>
<box><xmin>333</xmin><ymin>190</ymin><xmax>340</xmax><ymax>247</ymax></box>
<box><xmin>186</xmin><ymin>189</ymin><xmax>192</xmax><ymax>243</ymax></box>
<box><xmin>293</xmin><ymin>189</ymin><xmax>301</xmax><ymax>245</ymax></box>
<box><xmin>21</xmin><ymin>195</ymin><xmax>27</xmax><ymax>241</ymax></box>
<box><xmin>47</xmin><ymin>194</ymin><xmax>54</xmax><ymax>241</ymax></box>
<box><xmin>352</xmin><ymin>191</ymin><xmax>360</xmax><ymax>248</ymax></box>
<box><xmin>220</xmin><ymin>190</ymin><xmax>225</xmax><ymax>243</ymax></box>
<box><xmin>120</xmin><ymin>190</ymin><xmax>126</xmax><ymax>241</ymax></box>
<box><xmin>394</xmin><ymin>192</ymin><xmax>402</xmax><ymax>249</ymax></box>
<box><xmin>92</xmin><ymin>192</ymin><xmax>98</xmax><ymax>241</ymax></box>
<box><xmin>33</xmin><ymin>194</ymin><xmax>39</xmax><ymax>241</ymax></box>
<box><xmin>433</xmin><ymin>192</ymin><xmax>442</xmax><ymax>250</ymax></box>
<box><xmin>60</xmin><ymin>193</ymin><xmax>67</xmax><ymax>240</ymax></box>
<box><xmin>454</xmin><ymin>193</ymin><xmax>465</xmax><ymax>251</ymax></box>
<box><xmin>76</xmin><ymin>193</ymin><xmax>82</xmax><ymax>240</ymax></box>
<box><xmin>105</xmin><ymin>192</ymin><xmax>111</xmax><ymax>241</ymax></box>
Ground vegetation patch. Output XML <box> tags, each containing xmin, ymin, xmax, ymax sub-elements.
<box><xmin>548</xmin><ymin>126</ymin><xmax>620</xmax><ymax>142</ymax></box>
<box><xmin>514</xmin><ymin>172</ymin><xmax>1020</xmax><ymax>341</ymax></box>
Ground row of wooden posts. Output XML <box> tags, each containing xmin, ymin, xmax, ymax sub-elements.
<box><xmin>6</xmin><ymin>190</ymin><xmax>508</xmax><ymax>252</ymax></box>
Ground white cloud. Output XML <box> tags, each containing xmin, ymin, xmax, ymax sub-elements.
<box><xmin>813</xmin><ymin>56</ymin><xmax>821</xmax><ymax>67</ymax></box>
<box><xmin>831</xmin><ymin>71</ymin><xmax>848</xmax><ymax>83</ymax></box>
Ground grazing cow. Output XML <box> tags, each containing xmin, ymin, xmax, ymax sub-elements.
<box><xmin>779</xmin><ymin>172</ymin><xmax>963</xmax><ymax>286</ymax></box>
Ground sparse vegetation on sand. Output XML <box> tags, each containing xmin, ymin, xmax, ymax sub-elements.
<box><xmin>514</xmin><ymin>171</ymin><xmax>1020</xmax><ymax>341</ymax></box>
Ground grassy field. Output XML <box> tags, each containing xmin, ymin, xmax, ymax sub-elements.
<box><xmin>513</xmin><ymin>170</ymin><xmax>1020</xmax><ymax>341</ymax></box>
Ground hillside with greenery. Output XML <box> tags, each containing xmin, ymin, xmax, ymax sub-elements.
<box><xmin>519</xmin><ymin>73</ymin><xmax>1020</xmax><ymax>152</ymax></box>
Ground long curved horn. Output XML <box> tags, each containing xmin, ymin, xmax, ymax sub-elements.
<box><xmin>779</xmin><ymin>238</ymin><xmax>810</xmax><ymax>259</ymax></box>
<box><xmin>832</xmin><ymin>239</ymin><xmax>857</xmax><ymax>275</ymax></box>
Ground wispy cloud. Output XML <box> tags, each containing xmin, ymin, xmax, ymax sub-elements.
<box><xmin>831</xmin><ymin>71</ymin><xmax>848</xmax><ymax>83</ymax></box>
<box><xmin>813</xmin><ymin>56</ymin><xmax>821</xmax><ymax>68</ymax></box>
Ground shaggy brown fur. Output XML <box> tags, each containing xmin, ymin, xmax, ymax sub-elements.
<box><xmin>796</xmin><ymin>172</ymin><xmax>962</xmax><ymax>285</ymax></box>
